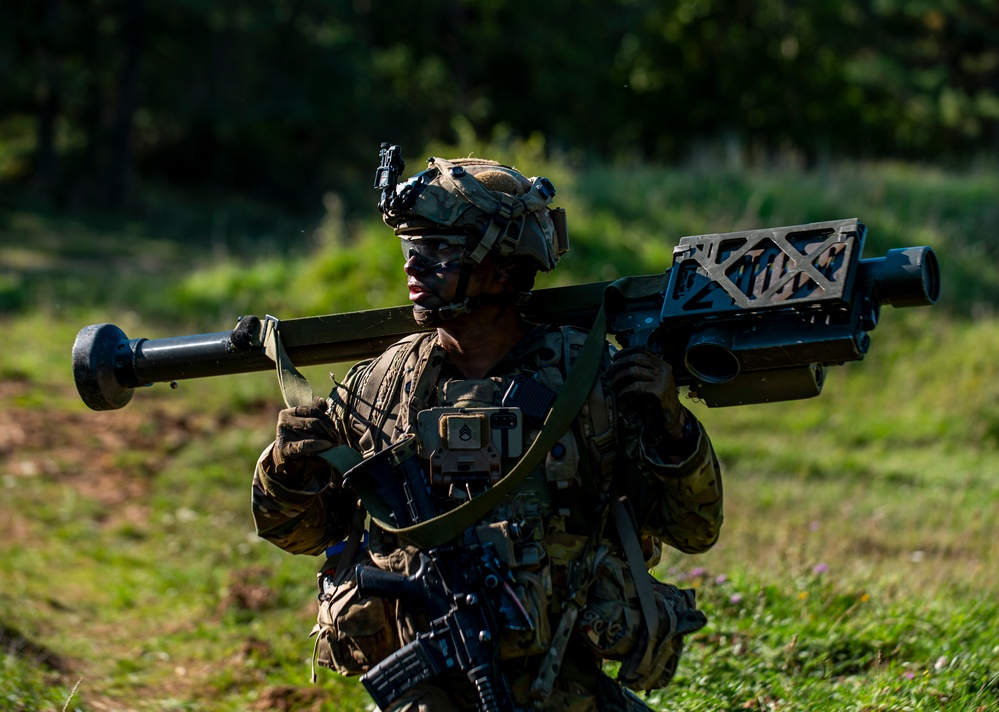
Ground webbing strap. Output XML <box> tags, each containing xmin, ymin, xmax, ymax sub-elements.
<box><xmin>260</xmin><ymin>288</ymin><xmax>612</xmax><ymax>550</ymax></box>
<box><xmin>261</xmin><ymin>317</ymin><xmax>365</xmax><ymax>476</ymax></box>
<box><xmin>468</xmin><ymin>197</ymin><xmax>517</xmax><ymax>263</ymax></box>
<box><xmin>361</xmin><ymin>302</ymin><xmax>609</xmax><ymax>550</ymax></box>
<box><xmin>530</xmin><ymin>604</ymin><xmax>580</xmax><ymax>700</ymax></box>
<box><xmin>318</xmin><ymin>444</ymin><xmax>364</xmax><ymax>475</ymax></box>
<box><xmin>261</xmin><ymin>316</ymin><xmax>315</xmax><ymax>408</ymax></box>
<box><xmin>611</xmin><ymin>497</ymin><xmax>660</xmax><ymax>681</ymax></box>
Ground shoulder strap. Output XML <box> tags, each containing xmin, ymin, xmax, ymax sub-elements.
<box><xmin>261</xmin><ymin>315</ymin><xmax>316</xmax><ymax>408</ymax></box>
<box><xmin>352</xmin><ymin>302</ymin><xmax>608</xmax><ymax>549</ymax></box>
<box><xmin>611</xmin><ymin>496</ymin><xmax>660</xmax><ymax>681</ymax></box>
<box><xmin>261</xmin><ymin>290</ymin><xmax>615</xmax><ymax>550</ymax></box>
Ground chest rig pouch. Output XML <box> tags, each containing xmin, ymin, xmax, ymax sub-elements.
<box><xmin>415</xmin><ymin>379</ymin><xmax>524</xmax><ymax>488</ymax></box>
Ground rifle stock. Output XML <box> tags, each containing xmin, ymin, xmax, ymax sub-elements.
<box><xmin>72</xmin><ymin>219</ymin><xmax>939</xmax><ymax>410</ymax></box>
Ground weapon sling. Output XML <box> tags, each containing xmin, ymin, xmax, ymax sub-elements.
<box><xmin>261</xmin><ymin>300</ymin><xmax>610</xmax><ymax>551</ymax></box>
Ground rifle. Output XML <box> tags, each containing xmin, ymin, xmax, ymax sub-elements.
<box><xmin>353</xmin><ymin>548</ymin><xmax>521</xmax><ymax>712</ymax></box>
<box><xmin>339</xmin><ymin>437</ymin><xmax>525</xmax><ymax>712</ymax></box>
<box><xmin>72</xmin><ymin>218</ymin><xmax>939</xmax><ymax>410</ymax></box>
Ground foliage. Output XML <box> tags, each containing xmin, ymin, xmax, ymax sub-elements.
<box><xmin>2</xmin><ymin>1</ymin><xmax>999</xmax><ymax>211</ymax></box>
<box><xmin>1</xmin><ymin>155</ymin><xmax>997</xmax><ymax>709</ymax></box>
<box><xmin>6</xmin><ymin>135</ymin><xmax>995</xmax><ymax>326</ymax></box>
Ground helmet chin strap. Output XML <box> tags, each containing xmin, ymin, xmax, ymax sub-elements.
<box><xmin>410</xmin><ymin>234</ymin><xmax>531</xmax><ymax>327</ymax></box>
<box><xmin>411</xmin><ymin>259</ymin><xmax>474</xmax><ymax>326</ymax></box>
<box><xmin>412</xmin><ymin>293</ymin><xmax>527</xmax><ymax>327</ymax></box>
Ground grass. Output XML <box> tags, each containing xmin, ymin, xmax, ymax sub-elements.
<box><xmin>1</xmin><ymin>149</ymin><xmax>997</xmax><ymax>710</ymax></box>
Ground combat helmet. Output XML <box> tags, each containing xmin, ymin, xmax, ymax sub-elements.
<box><xmin>374</xmin><ymin>143</ymin><xmax>568</xmax><ymax>323</ymax></box>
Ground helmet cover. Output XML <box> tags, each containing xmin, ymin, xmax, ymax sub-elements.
<box><xmin>381</xmin><ymin>155</ymin><xmax>567</xmax><ymax>272</ymax></box>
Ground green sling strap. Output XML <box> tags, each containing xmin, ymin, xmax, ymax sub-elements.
<box><xmin>260</xmin><ymin>314</ymin><xmax>366</xmax><ymax>474</ymax></box>
<box><xmin>347</xmin><ymin>302</ymin><xmax>607</xmax><ymax>549</ymax></box>
<box><xmin>263</xmin><ymin>304</ymin><xmax>609</xmax><ymax>550</ymax></box>
<box><xmin>259</xmin><ymin>277</ymin><xmax>664</xmax><ymax>550</ymax></box>
<box><xmin>261</xmin><ymin>315</ymin><xmax>319</xmax><ymax>409</ymax></box>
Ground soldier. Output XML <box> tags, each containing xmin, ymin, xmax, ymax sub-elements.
<box><xmin>251</xmin><ymin>149</ymin><xmax>723</xmax><ymax>711</ymax></box>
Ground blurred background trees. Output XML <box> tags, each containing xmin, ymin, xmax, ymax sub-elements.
<box><xmin>2</xmin><ymin>0</ymin><xmax>997</xmax><ymax>214</ymax></box>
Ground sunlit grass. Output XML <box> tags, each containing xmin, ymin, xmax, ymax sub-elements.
<box><xmin>1</xmin><ymin>153</ymin><xmax>997</xmax><ymax>710</ymax></box>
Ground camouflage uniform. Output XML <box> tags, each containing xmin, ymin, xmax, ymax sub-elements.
<box><xmin>252</xmin><ymin>322</ymin><xmax>723</xmax><ymax>710</ymax></box>
<box><xmin>253</xmin><ymin>148</ymin><xmax>722</xmax><ymax>710</ymax></box>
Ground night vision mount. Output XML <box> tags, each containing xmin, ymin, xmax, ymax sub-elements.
<box><xmin>374</xmin><ymin>142</ymin><xmax>408</xmax><ymax>214</ymax></box>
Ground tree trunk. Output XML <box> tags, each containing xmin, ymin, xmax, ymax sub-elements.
<box><xmin>33</xmin><ymin>0</ymin><xmax>61</xmax><ymax>200</ymax></box>
<box><xmin>105</xmin><ymin>0</ymin><xmax>145</xmax><ymax>209</ymax></box>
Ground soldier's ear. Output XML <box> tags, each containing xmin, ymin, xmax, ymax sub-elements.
<box><xmin>494</xmin><ymin>258</ymin><xmax>538</xmax><ymax>294</ymax></box>
<box><xmin>494</xmin><ymin>260</ymin><xmax>514</xmax><ymax>284</ymax></box>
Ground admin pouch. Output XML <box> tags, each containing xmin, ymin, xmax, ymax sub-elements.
<box><xmin>311</xmin><ymin>561</ymin><xmax>400</xmax><ymax>678</ymax></box>
<box><xmin>577</xmin><ymin>552</ymin><xmax>707</xmax><ymax>692</ymax></box>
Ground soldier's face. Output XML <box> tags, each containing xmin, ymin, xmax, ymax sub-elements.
<box><xmin>404</xmin><ymin>243</ymin><xmax>504</xmax><ymax>308</ymax></box>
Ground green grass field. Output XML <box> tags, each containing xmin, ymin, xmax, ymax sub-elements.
<box><xmin>1</xmin><ymin>148</ymin><xmax>997</xmax><ymax>711</ymax></box>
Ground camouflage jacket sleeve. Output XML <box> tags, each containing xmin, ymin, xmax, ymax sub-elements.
<box><xmin>251</xmin><ymin>442</ymin><xmax>359</xmax><ymax>556</ymax></box>
<box><xmin>624</xmin><ymin>408</ymin><xmax>724</xmax><ymax>555</ymax></box>
<box><xmin>251</xmin><ymin>358</ymin><xmax>375</xmax><ymax>556</ymax></box>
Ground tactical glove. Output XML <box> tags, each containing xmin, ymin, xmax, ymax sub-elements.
<box><xmin>272</xmin><ymin>397</ymin><xmax>340</xmax><ymax>483</ymax></box>
<box><xmin>607</xmin><ymin>346</ymin><xmax>687</xmax><ymax>440</ymax></box>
